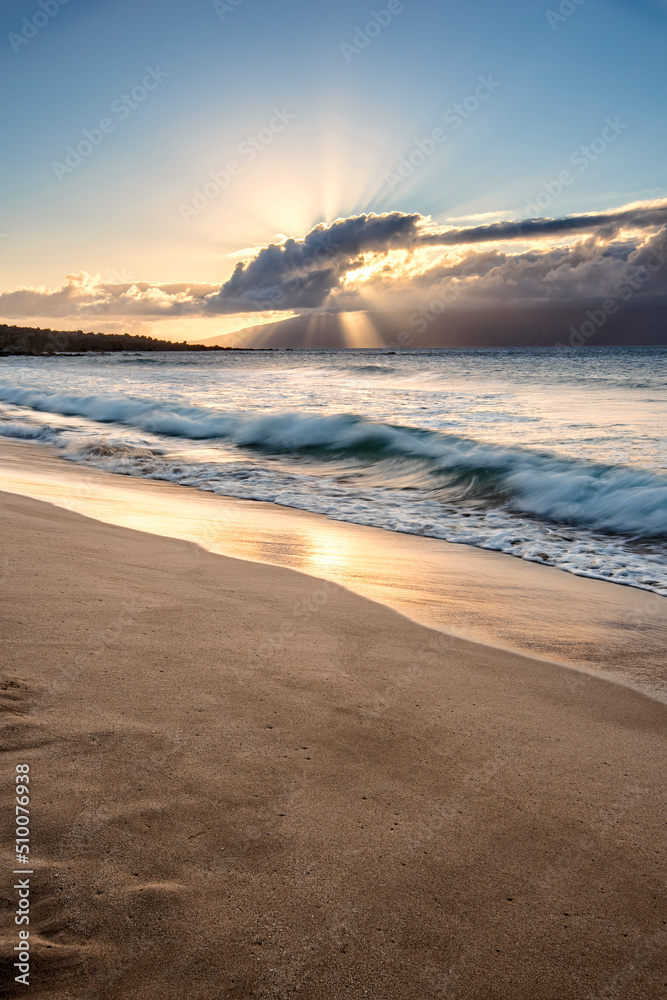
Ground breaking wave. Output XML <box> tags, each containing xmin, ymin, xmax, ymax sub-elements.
<box><xmin>0</xmin><ymin>379</ymin><xmax>665</xmax><ymax>539</ymax></box>
<box><xmin>0</xmin><ymin>370</ymin><xmax>666</xmax><ymax>596</ymax></box>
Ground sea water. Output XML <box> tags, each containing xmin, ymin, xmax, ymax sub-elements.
<box><xmin>0</xmin><ymin>346</ymin><xmax>665</xmax><ymax>595</ymax></box>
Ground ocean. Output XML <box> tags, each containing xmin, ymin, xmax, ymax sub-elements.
<box><xmin>0</xmin><ymin>346</ymin><xmax>665</xmax><ymax>596</ymax></box>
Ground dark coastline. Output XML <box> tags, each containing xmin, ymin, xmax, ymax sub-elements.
<box><xmin>0</xmin><ymin>324</ymin><xmax>245</xmax><ymax>355</ymax></box>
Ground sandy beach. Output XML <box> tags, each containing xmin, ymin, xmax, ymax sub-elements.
<box><xmin>1</xmin><ymin>437</ymin><xmax>666</xmax><ymax>698</ymax></box>
<box><xmin>4</xmin><ymin>0</ymin><xmax>667</xmax><ymax>993</ymax></box>
<box><xmin>2</xmin><ymin>466</ymin><xmax>667</xmax><ymax>998</ymax></box>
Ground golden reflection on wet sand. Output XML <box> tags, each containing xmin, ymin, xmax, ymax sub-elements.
<box><xmin>1</xmin><ymin>437</ymin><xmax>665</xmax><ymax>698</ymax></box>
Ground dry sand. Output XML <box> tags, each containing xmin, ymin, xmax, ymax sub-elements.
<box><xmin>1</xmin><ymin>489</ymin><xmax>667</xmax><ymax>999</ymax></box>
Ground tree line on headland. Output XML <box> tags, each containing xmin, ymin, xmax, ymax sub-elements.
<box><xmin>0</xmin><ymin>325</ymin><xmax>243</xmax><ymax>355</ymax></box>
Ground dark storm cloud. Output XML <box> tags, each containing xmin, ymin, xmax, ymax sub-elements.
<box><xmin>420</xmin><ymin>203</ymin><xmax>667</xmax><ymax>246</ymax></box>
<box><xmin>202</xmin><ymin>203</ymin><xmax>667</xmax><ymax>312</ymax></box>
<box><xmin>203</xmin><ymin>212</ymin><xmax>422</xmax><ymax>313</ymax></box>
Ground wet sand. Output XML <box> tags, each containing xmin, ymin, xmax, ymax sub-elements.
<box><xmin>0</xmin><ymin>437</ymin><xmax>666</xmax><ymax>697</ymax></box>
<box><xmin>1</xmin><ymin>459</ymin><xmax>667</xmax><ymax>997</ymax></box>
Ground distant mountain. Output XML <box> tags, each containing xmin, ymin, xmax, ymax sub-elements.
<box><xmin>197</xmin><ymin>304</ymin><xmax>667</xmax><ymax>350</ymax></box>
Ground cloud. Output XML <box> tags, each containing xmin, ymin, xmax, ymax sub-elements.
<box><xmin>420</xmin><ymin>202</ymin><xmax>667</xmax><ymax>246</ymax></box>
<box><xmin>1</xmin><ymin>202</ymin><xmax>666</xmax><ymax>327</ymax></box>
<box><xmin>202</xmin><ymin>201</ymin><xmax>667</xmax><ymax>312</ymax></box>
<box><xmin>348</xmin><ymin>225</ymin><xmax>667</xmax><ymax>310</ymax></box>
<box><xmin>0</xmin><ymin>272</ymin><xmax>220</xmax><ymax>320</ymax></box>
<box><xmin>202</xmin><ymin>212</ymin><xmax>422</xmax><ymax>313</ymax></box>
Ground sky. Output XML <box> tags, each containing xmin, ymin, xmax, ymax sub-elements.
<box><xmin>1</xmin><ymin>0</ymin><xmax>666</xmax><ymax>342</ymax></box>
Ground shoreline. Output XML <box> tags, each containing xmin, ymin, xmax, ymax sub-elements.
<box><xmin>0</xmin><ymin>435</ymin><xmax>666</xmax><ymax>701</ymax></box>
<box><xmin>1</xmin><ymin>486</ymin><xmax>667</xmax><ymax>998</ymax></box>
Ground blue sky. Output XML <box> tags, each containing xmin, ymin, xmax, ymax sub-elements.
<box><xmin>1</xmin><ymin>0</ymin><xmax>665</xmax><ymax>338</ymax></box>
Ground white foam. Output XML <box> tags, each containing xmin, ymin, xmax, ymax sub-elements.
<box><xmin>0</xmin><ymin>350</ymin><xmax>665</xmax><ymax>598</ymax></box>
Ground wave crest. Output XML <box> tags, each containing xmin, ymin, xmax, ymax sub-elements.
<box><xmin>0</xmin><ymin>378</ymin><xmax>666</xmax><ymax>540</ymax></box>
